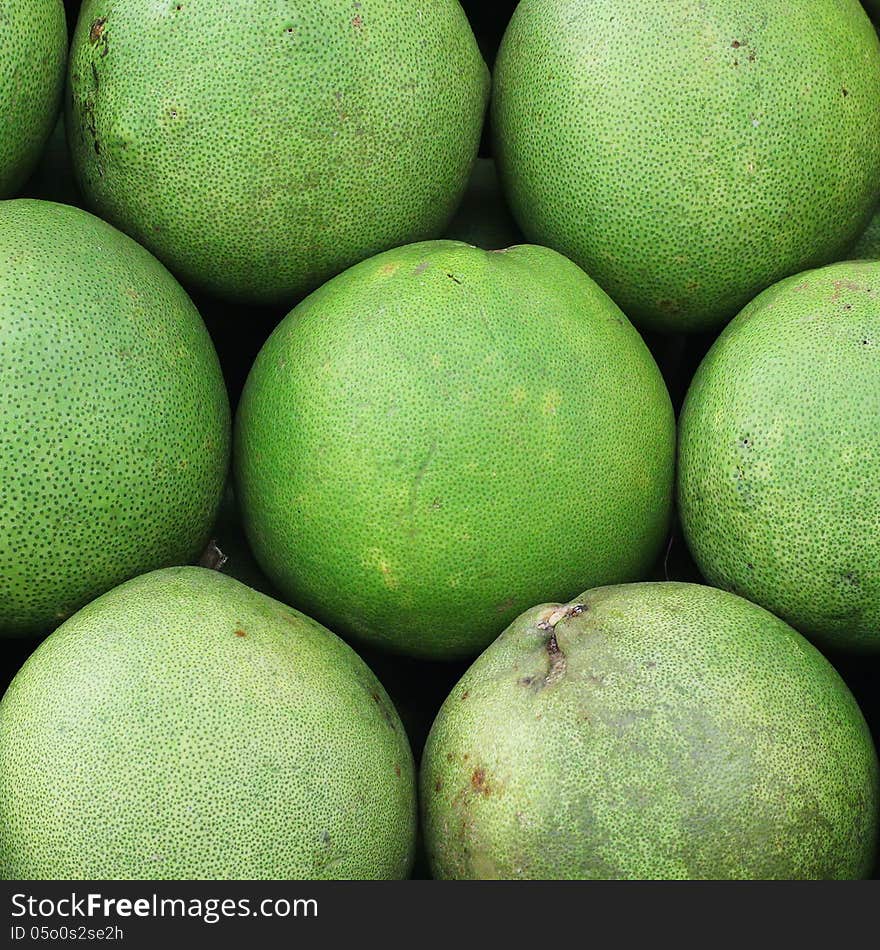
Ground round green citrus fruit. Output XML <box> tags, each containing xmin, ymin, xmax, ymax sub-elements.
<box><xmin>66</xmin><ymin>0</ymin><xmax>489</xmax><ymax>303</ymax></box>
<box><xmin>235</xmin><ymin>240</ymin><xmax>675</xmax><ymax>659</ymax></box>
<box><xmin>0</xmin><ymin>566</ymin><xmax>416</xmax><ymax>879</ymax></box>
<box><xmin>0</xmin><ymin>199</ymin><xmax>230</xmax><ymax>638</ymax></box>
<box><xmin>678</xmin><ymin>260</ymin><xmax>880</xmax><ymax>651</ymax></box>
<box><xmin>422</xmin><ymin>582</ymin><xmax>879</xmax><ymax>879</ymax></box>
<box><xmin>492</xmin><ymin>0</ymin><xmax>880</xmax><ymax>333</ymax></box>
<box><xmin>0</xmin><ymin>0</ymin><xmax>67</xmax><ymax>197</ymax></box>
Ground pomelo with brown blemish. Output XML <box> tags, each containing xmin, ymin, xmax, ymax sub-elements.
<box><xmin>422</xmin><ymin>582</ymin><xmax>878</xmax><ymax>879</ymax></box>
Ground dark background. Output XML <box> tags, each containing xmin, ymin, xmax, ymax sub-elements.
<box><xmin>2</xmin><ymin>0</ymin><xmax>877</xmax><ymax>877</ymax></box>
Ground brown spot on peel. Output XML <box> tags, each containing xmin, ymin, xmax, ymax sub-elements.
<box><xmin>89</xmin><ymin>17</ymin><xmax>107</xmax><ymax>44</ymax></box>
<box><xmin>471</xmin><ymin>768</ymin><xmax>490</xmax><ymax>795</ymax></box>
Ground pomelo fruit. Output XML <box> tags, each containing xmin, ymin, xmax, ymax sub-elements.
<box><xmin>444</xmin><ymin>158</ymin><xmax>524</xmax><ymax>250</ymax></box>
<box><xmin>0</xmin><ymin>0</ymin><xmax>67</xmax><ymax>197</ymax></box>
<box><xmin>0</xmin><ymin>200</ymin><xmax>230</xmax><ymax>637</ymax></box>
<box><xmin>235</xmin><ymin>240</ymin><xmax>675</xmax><ymax>659</ymax></box>
<box><xmin>678</xmin><ymin>260</ymin><xmax>880</xmax><ymax>652</ymax></box>
<box><xmin>66</xmin><ymin>0</ymin><xmax>489</xmax><ymax>303</ymax></box>
<box><xmin>492</xmin><ymin>0</ymin><xmax>880</xmax><ymax>333</ymax></box>
<box><xmin>421</xmin><ymin>582</ymin><xmax>879</xmax><ymax>879</ymax></box>
<box><xmin>0</xmin><ymin>567</ymin><xmax>416</xmax><ymax>879</ymax></box>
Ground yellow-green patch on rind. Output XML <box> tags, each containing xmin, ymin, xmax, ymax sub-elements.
<box><xmin>0</xmin><ymin>200</ymin><xmax>230</xmax><ymax>637</ymax></box>
<box><xmin>235</xmin><ymin>240</ymin><xmax>675</xmax><ymax>659</ymax></box>
<box><xmin>678</xmin><ymin>260</ymin><xmax>880</xmax><ymax>651</ymax></box>
<box><xmin>0</xmin><ymin>567</ymin><xmax>416</xmax><ymax>879</ymax></box>
<box><xmin>421</xmin><ymin>582</ymin><xmax>878</xmax><ymax>879</ymax></box>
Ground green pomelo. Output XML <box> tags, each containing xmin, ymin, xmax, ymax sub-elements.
<box><xmin>444</xmin><ymin>158</ymin><xmax>524</xmax><ymax>251</ymax></box>
<box><xmin>0</xmin><ymin>567</ymin><xmax>416</xmax><ymax>879</ymax></box>
<box><xmin>235</xmin><ymin>240</ymin><xmax>675</xmax><ymax>659</ymax></box>
<box><xmin>0</xmin><ymin>200</ymin><xmax>230</xmax><ymax>637</ymax></box>
<box><xmin>0</xmin><ymin>0</ymin><xmax>67</xmax><ymax>197</ymax></box>
<box><xmin>678</xmin><ymin>261</ymin><xmax>880</xmax><ymax>652</ymax></box>
<box><xmin>422</xmin><ymin>582</ymin><xmax>879</xmax><ymax>879</ymax></box>
<box><xmin>492</xmin><ymin>0</ymin><xmax>880</xmax><ymax>333</ymax></box>
<box><xmin>67</xmin><ymin>1</ymin><xmax>489</xmax><ymax>303</ymax></box>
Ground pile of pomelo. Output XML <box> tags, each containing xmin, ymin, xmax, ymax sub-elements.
<box><xmin>0</xmin><ymin>0</ymin><xmax>878</xmax><ymax>881</ymax></box>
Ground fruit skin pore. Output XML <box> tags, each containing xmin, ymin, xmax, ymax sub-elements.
<box><xmin>0</xmin><ymin>567</ymin><xmax>416</xmax><ymax>880</ymax></box>
<box><xmin>678</xmin><ymin>260</ymin><xmax>880</xmax><ymax>652</ymax></box>
<box><xmin>66</xmin><ymin>0</ymin><xmax>489</xmax><ymax>304</ymax></box>
<box><xmin>235</xmin><ymin>240</ymin><xmax>675</xmax><ymax>660</ymax></box>
<box><xmin>492</xmin><ymin>0</ymin><xmax>880</xmax><ymax>333</ymax></box>
<box><xmin>0</xmin><ymin>0</ymin><xmax>67</xmax><ymax>197</ymax></box>
<box><xmin>0</xmin><ymin>199</ymin><xmax>230</xmax><ymax>638</ymax></box>
<box><xmin>421</xmin><ymin>583</ymin><xmax>879</xmax><ymax>880</ymax></box>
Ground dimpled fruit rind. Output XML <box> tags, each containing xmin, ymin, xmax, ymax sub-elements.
<box><xmin>421</xmin><ymin>582</ymin><xmax>879</xmax><ymax>879</ymax></box>
<box><xmin>66</xmin><ymin>0</ymin><xmax>489</xmax><ymax>304</ymax></box>
<box><xmin>678</xmin><ymin>261</ymin><xmax>880</xmax><ymax>651</ymax></box>
<box><xmin>0</xmin><ymin>199</ymin><xmax>230</xmax><ymax>637</ymax></box>
<box><xmin>0</xmin><ymin>567</ymin><xmax>416</xmax><ymax>879</ymax></box>
<box><xmin>0</xmin><ymin>0</ymin><xmax>66</xmax><ymax>197</ymax></box>
<box><xmin>235</xmin><ymin>240</ymin><xmax>675</xmax><ymax>659</ymax></box>
<box><xmin>492</xmin><ymin>0</ymin><xmax>880</xmax><ymax>333</ymax></box>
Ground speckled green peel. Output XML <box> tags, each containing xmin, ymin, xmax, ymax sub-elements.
<box><xmin>0</xmin><ymin>200</ymin><xmax>230</xmax><ymax>638</ymax></box>
<box><xmin>235</xmin><ymin>240</ymin><xmax>675</xmax><ymax>659</ymax></box>
<box><xmin>0</xmin><ymin>567</ymin><xmax>416</xmax><ymax>879</ymax></box>
<box><xmin>492</xmin><ymin>0</ymin><xmax>880</xmax><ymax>333</ymax></box>
<box><xmin>421</xmin><ymin>582</ymin><xmax>879</xmax><ymax>879</ymax></box>
<box><xmin>0</xmin><ymin>0</ymin><xmax>67</xmax><ymax>197</ymax></box>
<box><xmin>678</xmin><ymin>260</ymin><xmax>880</xmax><ymax>652</ymax></box>
<box><xmin>66</xmin><ymin>0</ymin><xmax>489</xmax><ymax>304</ymax></box>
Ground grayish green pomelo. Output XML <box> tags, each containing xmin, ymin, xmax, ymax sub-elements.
<box><xmin>422</xmin><ymin>583</ymin><xmax>878</xmax><ymax>879</ymax></box>
<box><xmin>235</xmin><ymin>240</ymin><xmax>675</xmax><ymax>659</ymax></box>
<box><xmin>678</xmin><ymin>260</ymin><xmax>880</xmax><ymax>651</ymax></box>
<box><xmin>492</xmin><ymin>0</ymin><xmax>880</xmax><ymax>332</ymax></box>
<box><xmin>0</xmin><ymin>0</ymin><xmax>67</xmax><ymax>196</ymax></box>
<box><xmin>67</xmin><ymin>0</ymin><xmax>489</xmax><ymax>303</ymax></box>
<box><xmin>0</xmin><ymin>200</ymin><xmax>230</xmax><ymax>637</ymax></box>
<box><xmin>0</xmin><ymin>567</ymin><xmax>416</xmax><ymax>879</ymax></box>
